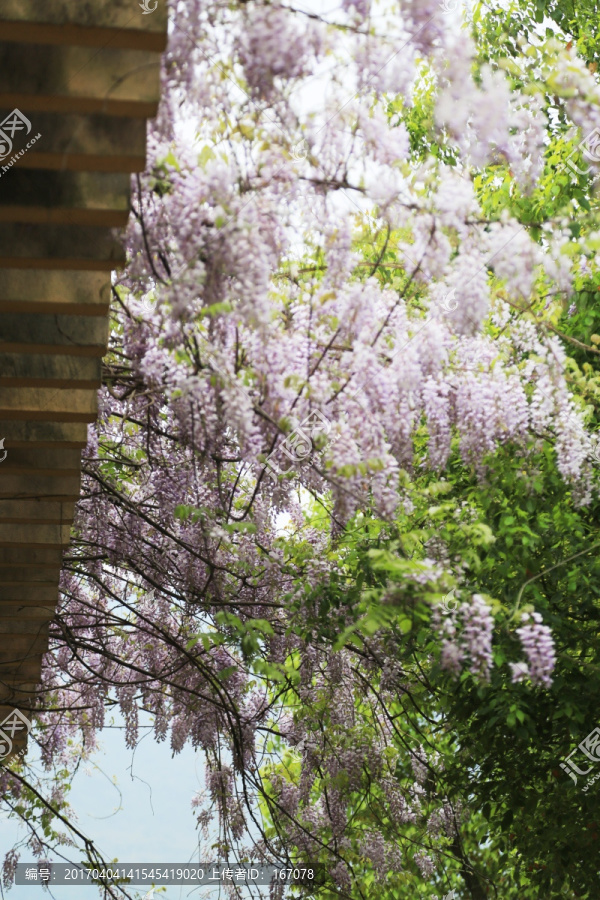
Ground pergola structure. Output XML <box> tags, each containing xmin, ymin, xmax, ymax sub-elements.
<box><xmin>0</xmin><ymin>0</ymin><xmax>167</xmax><ymax>758</ymax></box>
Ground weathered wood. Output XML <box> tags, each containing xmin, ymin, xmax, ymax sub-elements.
<box><xmin>0</xmin><ymin>620</ymin><xmax>50</xmax><ymax>636</ymax></box>
<box><xmin>0</xmin><ymin>498</ymin><xmax>77</xmax><ymax>521</ymax></box>
<box><xmin>0</xmin><ymin>702</ymin><xmax>35</xmax><ymax>718</ymax></box>
<box><xmin>0</xmin><ymin>0</ymin><xmax>168</xmax><ymax>35</ymax></box>
<box><xmin>0</xmin><ymin>667</ymin><xmax>43</xmax><ymax>684</ymax></box>
<box><xmin>0</xmin><ymin>634</ymin><xmax>48</xmax><ymax>653</ymax></box>
<box><xmin>0</xmin><ymin>421</ymin><xmax>89</xmax><ymax>448</ymax></box>
<box><xmin>0</xmin><ymin>223</ymin><xmax>125</xmax><ymax>264</ymax></box>
<box><xmin>0</xmin><ymin>109</ymin><xmax>146</xmax><ymax>165</ymax></box>
<box><xmin>0</xmin><ymin>659</ymin><xmax>42</xmax><ymax>672</ymax></box>
<box><xmin>0</xmin><ymin>513</ymin><xmax>70</xmax><ymax>526</ymax></box>
<box><xmin>0</xmin><ymin>353</ymin><xmax>102</xmax><ymax>388</ymax></box>
<box><xmin>0</xmin><ymin>448</ymin><xmax>82</xmax><ymax>471</ymax></box>
<box><xmin>0</xmin><ymin>604</ymin><xmax>58</xmax><ymax>619</ymax></box>
<box><xmin>0</xmin><ymin>92</ymin><xmax>158</xmax><ymax>119</ymax></box>
<box><xmin>21</xmin><ymin>153</ymin><xmax>145</xmax><ymax>175</ymax></box>
<box><xmin>0</xmin><ymin>473</ymin><xmax>81</xmax><ymax>499</ymax></box>
<box><xmin>0</xmin><ymin>525</ymin><xmax>73</xmax><ymax>546</ymax></box>
<box><xmin>0</xmin><ymin>684</ymin><xmax>40</xmax><ymax>703</ymax></box>
<box><xmin>0</xmin><ymin>510</ymin><xmax>75</xmax><ymax>532</ymax></box>
<box><xmin>0</xmin><ymin>269</ymin><xmax>110</xmax><ymax>317</ymax></box>
<box><xmin>0</xmin><ymin>566</ymin><xmax>63</xmax><ymax>580</ymax></box>
<box><xmin>0</xmin><ymin>171</ymin><xmax>131</xmax><ymax>217</ymax></box>
<box><xmin>0</xmin><ymin>596</ymin><xmax>60</xmax><ymax>606</ymax></box>
<box><xmin>0</xmin><ymin>655</ymin><xmax>43</xmax><ymax>674</ymax></box>
<box><xmin>0</xmin><ymin>206</ymin><xmax>129</xmax><ymax>227</ymax></box>
<box><xmin>0</xmin><ymin>547</ymin><xmax>62</xmax><ymax>566</ymax></box>
<box><xmin>0</xmin><ymin>0</ymin><xmax>166</xmax><ymax>759</ymax></box>
<box><xmin>0</xmin><ymin>387</ymin><xmax>98</xmax><ymax>420</ymax></box>
<box><xmin>0</xmin><ymin>43</ymin><xmax>162</xmax><ymax>105</ymax></box>
<box><xmin>0</xmin><ymin>585</ymin><xmax>66</xmax><ymax>601</ymax></box>
<box><xmin>0</xmin><ymin>314</ymin><xmax>108</xmax><ymax>352</ymax></box>
<box><xmin>0</xmin><ymin>21</ymin><xmax>167</xmax><ymax>53</ymax></box>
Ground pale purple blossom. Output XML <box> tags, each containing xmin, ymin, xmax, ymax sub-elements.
<box><xmin>514</xmin><ymin>612</ymin><xmax>556</xmax><ymax>688</ymax></box>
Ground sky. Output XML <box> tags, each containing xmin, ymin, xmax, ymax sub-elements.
<box><xmin>0</xmin><ymin>715</ymin><xmax>210</xmax><ymax>900</ymax></box>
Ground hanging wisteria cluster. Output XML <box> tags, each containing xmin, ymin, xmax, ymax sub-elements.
<box><xmin>4</xmin><ymin>0</ymin><xmax>600</xmax><ymax>895</ymax></box>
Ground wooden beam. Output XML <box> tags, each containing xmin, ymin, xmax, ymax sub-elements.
<box><xmin>0</xmin><ymin>43</ymin><xmax>162</xmax><ymax>105</ymax></box>
<box><xmin>0</xmin><ymin>223</ymin><xmax>125</xmax><ymax>265</ymax></box>
<box><xmin>0</xmin><ymin>256</ymin><xmax>124</xmax><ymax>272</ymax></box>
<box><xmin>0</xmin><ymin>448</ymin><xmax>83</xmax><ymax>471</ymax></box>
<box><xmin>0</xmin><ymin>387</ymin><xmax>98</xmax><ymax>420</ymax></box>
<box><xmin>0</xmin><ymin>658</ymin><xmax>44</xmax><ymax>679</ymax></box>
<box><xmin>0</xmin><ymin>354</ymin><xmax>102</xmax><ymax>388</ymax></box>
<box><xmin>0</xmin><ymin>93</ymin><xmax>159</xmax><ymax>118</ymax></box>
<box><xmin>0</xmin><ymin>547</ymin><xmax>62</xmax><ymax>567</ymax></box>
<box><xmin>0</xmin><ymin>585</ymin><xmax>66</xmax><ymax>601</ymax></box>
<box><xmin>0</xmin><ymin>0</ymin><xmax>168</xmax><ymax>34</ymax></box>
<box><xmin>0</xmin><ymin>206</ymin><xmax>130</xmax><ymax>227</ymax></box>
<box><xmin>0</xmin><ymin>473</ymin><xmax>82</xmax><ymax>499</ymax></box>
<box><xmin>0</xmin><ymin>684</ymin><xmax>41</xmax><ymax>703</ymax></box>
<box><xmin>0</xmin><ymin>22</ymin><xmax>168</xmax><ymax>53</ymax></box>
<box><xmin>0</xmin><ymin>621</ymin><xmax>50</xmax><ymax>636</ymax></box>
<box><xmin>0</xmin><ymin>605</ymin><xmax>58</xmax><ymax>619</ymax></box>
<box><xmin>0</xmin><ymin>108</ymin><xmax>147</xmax><ymax>173</ymax></box>
<box><xmin>0</xmin><ymin>171</ymin><xmax>131</xmax><ymax>217</ymax></box>
<box><xmin>0</xmin><ymin>314</ymin><xmax>108</xmax><ymax>353</ymax></box>
<box><xmin>0</xmin><ymin>566</ymin><xmax>64</xmax><ymax>580</ymax></box>
<box><xmin>0</xmin><ymin>421</ymin><xmax>89</xmax><ymax>448</ymax></box>
<box><xmin>0</xmin><ymin>634</ymin><xmax>48</xmax><ymax>654</ymax></box>
<box><xmin>0</xmin><ymin>525</ymin><xmax>73</xmax><ymax>546</ymax></box>
<box><xmin>0</xmin><ymin>269</ymin><xmax>111</xmax><ymax>317</ymax></box>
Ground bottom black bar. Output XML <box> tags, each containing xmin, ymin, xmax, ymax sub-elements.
<box><xmin>15</xmin><ymin>863</ymin><xmax>317</xmax><ymax>886</ymax></box>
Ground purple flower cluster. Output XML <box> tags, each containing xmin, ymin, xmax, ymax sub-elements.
<box><xmin>434</xmin><ymin>593</ymin><xmax>493</xmax><ymax>681</ymax></box>
<box><xmin>512</xmin><ymin>612</ymin><xmax>556</xmax><ymax>688</ymax></box>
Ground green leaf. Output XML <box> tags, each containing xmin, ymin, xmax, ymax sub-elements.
<box><xmin>217</xmin><ymin>666</ymin><xmax>238</xmax><ymax>682</ymax></box>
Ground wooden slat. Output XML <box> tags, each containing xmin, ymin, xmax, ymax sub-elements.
<box><xmin>0</xmin><ymin>421</ymin><xmax>89</xmax><ymax>448</ymax></box>
<box><xmin>0</xmin><ymin>171</ymin><xmax>131</xmax><ymax>216</ymax></box>
<box><xmin>0</xmin><ymin>621</ymin><xmax>50</xmax><ymax>636</ymax></box>
<box><xmin>0</xmin><ymin>108</ymin><xmax>146</xmax><ymax>172</ymax></box>
<box><xmin>0</xmin><ymin>525</ymin><xmax>73</xmax><ymax>547</ymax></box>
<box><xmin>0</xmin><ymin>269</ymin><xmax>110</xmax><ymax>316</ymax></box>
<box><xmin>0</xmin><ymin>684</ymin><xmax>40</xmax><ymax>702</ymax></box>
<box><xmin>0</xmin><ymin>658</ymin><xmax>44</xmax><ymax>678</ymax></box>
<box><xmin>0</xmin><ymin>635</ymin><xmax>48</xmax><ymax>654</ymax></box>
<box><xmin>0</xmin><ymin>93</ymin><xmax>158</xmax><ymax>118</ymax></box>
<box><xmin>18</xmin><ymin>153</ymin><xmax>146</xmax><ymax>174</ymax></box>
<box><xmin>0</xmin><ymin>22</ymin><xmax>167</xmax><ymax>53</ymax></box>
<box><xmin>0</xmin><ymin>0</ymin><xmax>168</xmax><ymax>35</ymax></box>
<box><xmin>0</xmin><ymin>313</ymin><xmax>108</xmax><ymax>352</ymax></box>
<box><xmin>0</xmin><ymin>354</ymin><xmax>102</xmax><ymax>388</ymax></box>
<box><xmin>0</xmin><ymin>387</ymin><xmax>98</xmax><ymax>420</ymax></box>
<box><xmin>0</xmin><ymin>448</ymin><xmax>83</xmax><ymax>471</ymax></box>
<box><xmin>0</xmin><ymin>585</ymin><xmax>67</xmax><ymax>602</ymax></box>
<box><xmin>0</xmin><ymin>548</ymin><xmax>63</xmax><ymax>567</ymax></box>
<box><xmin>0</xmin><ymin>256</ymin><xmax>124</xmax><ymax>272</ymax></box>
<box><xmin>0</xmin><ymin>206</ymin><xmax>129</xmax><ymax>227</ymax></box>
<box><xmin>0</xmin><ymin>473</ymin><xmax>82</xmax><ymax>499</ymax></box>
<box><xmin>0</xmin><ymin>605</ymin><xmax>58</xmax><ymax>619</ymax></box>
<box><xmin>0</xmin><ymin>223</ymin><xmax>125</xmax><ymax>264</ymax></box>
<box><xmin>0</xmin><ymin>43</ymin><xmax>162</xmax><ymax>105</ymax></box>
<box><xmin>0</xmin><ymin>566</ymin><xmax>64</xmax><ymax>580</ymax></box>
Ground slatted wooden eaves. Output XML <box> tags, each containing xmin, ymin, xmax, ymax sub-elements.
<box><xmin>0</xmin><ymin>0</ymin><xmax>167</xmax><ymax>758</ymax></box>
